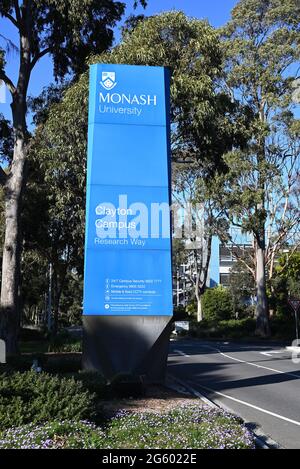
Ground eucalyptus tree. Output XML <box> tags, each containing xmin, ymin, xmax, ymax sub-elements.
<box><xmin>222</xmin><ymin>0</ymin><xmax>300</xmax><ymax>336</ymax></box>
<box><xmin>172</xmin><ymin>166</ymin><xmax>229</xmax><ymax>321</ymax></box>
<box><xmin>0</xmin><ymin>0</ymin><xmax>147</xmax><ymax>353</ymax></box>
<box><xmin>103</xmin><ymin>11</ymin><xmax>249</xmax><ymax>174</ymax></box>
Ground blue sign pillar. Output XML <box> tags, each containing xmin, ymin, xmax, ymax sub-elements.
<box><xmin>83</xmin><ymin>64</ymin><xmax>173</xmax><ymax>381</ymax></box>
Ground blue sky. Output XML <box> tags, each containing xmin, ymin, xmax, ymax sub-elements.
<box><xmin>0</xmin><ymin>0</ymin><xmax>238</xmax><ymax>123</ymax></box>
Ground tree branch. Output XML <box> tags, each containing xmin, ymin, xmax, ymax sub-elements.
<box><xmin>232</xmin><ymin>252</ymin><xmax>256</xmax><ymax>279</ymax></box>
<box><xmin>3</xmin><ymin>12</ymin><xmax>19</xmax><ymax>28</ymax></box>
<box><xmin>0</xmin><ymin>166</ymin><xmax>7</xmax><ymax>185</ymax></box>
<box><xmin>0</xmin><ymin>70</ymin><xmax>16</xmax><ymax>95</ymax></box>
<box><xmin>30</xmin><ymin>48</ymin><xmax>51</xmax><ymax>71</ymax></box>
<box><xmin>14</xmin><ymin>0</ymin><xmax>21</xmax><ymax>24</ymax></box>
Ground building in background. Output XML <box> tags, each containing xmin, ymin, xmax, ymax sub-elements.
<box><xmin>173</xmin><ymin>232</ymin><xmax>253</xmax><ymax>307</ymax></box>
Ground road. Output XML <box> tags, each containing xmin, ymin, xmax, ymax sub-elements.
<box><xmin>168</xmin><ymin>339</ymin><xmax>300</xmax><ymax>449</ymax></box>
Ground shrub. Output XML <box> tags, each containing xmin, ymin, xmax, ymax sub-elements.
<box><xmin>44</xmin><ymin>354</ymin><xmax>82</xmax><ymax>373</ymax></box>
<box><xmin>217</xmin><ymin>318</ymin><xmax>256</xmax><ymax>339</ymax></box>
<box><xmin>173</xmin><ymin>305</ymin><xmax>188</xmax><ymax>321</ymax></box>
<box><xmin>5</xmin><ymin>352</ymin><xmax>81</xmax><ymax>374</ymax></box>
<box><xmin>202</xmin><ymin>286</ymin><xmax>234</xmax><ymax>322</ymax></box>
<box><xmin>19</xmin><ymin>327</ymin><xmax>46</xmax><ymax>342</ymax></box>
<box><xmin>190</xmin><ymin>318</ymin><xmax>256</xmax><ymax>339</ymax></box>
<box><xmin>270</xmin><ymin>315</ymin><xmax>295</xmax><ymax>340</ymax></box>
<box><xmin>6</xmin><ymin>354</ymin><xmax>47</xmax><ymax>372</ymax></box>
<box><xmin>48</xmin><ymin>330</ymin><xmax>82</xmax><ymax>353</ymax></box>
<box><xmin>186</xmin><ymin>300</ymin><xmax>197</xmax><ymax>320</ymax></box>
<box><xmin>0</xmin><ymin>371</ymin><xmax>96</xmax><ymax>430</ymax></box>
<box><xmin>75</xmin><ymin>371</ymin><xmax>106</xmax><ymax>398</ymax></box>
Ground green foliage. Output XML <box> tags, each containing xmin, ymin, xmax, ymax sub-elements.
<box><xmin>173</xmin><ymin>304</ymin><xmax>189</xmax><ymax>321</ymax></box>
<box><xmin>58</xmin><ymin>274</ymin><xmax>83</xmax><ymax>327</ymax></box>
<box><xmin>0</xmin><ymin>420</ymin><xmax>106</xmax><ymax>449</ymax></box>
<box><xmin>6</xmin><ymin>352</ymin><xmax>82</xmax><ymax>374</ymax></box>
<box><xmin>0</xmin><ymin>371</ymin><xmax>97</xmax><ymax>430</ymax></box>
<box><xmin>0</xmin><ymin>1</ymin><xmax>147</xmax><ymax>79</ymax></box>
<box><xmin>75</xmin><ymin>372</ymin><xmax>106</xmax><ymax>398</ymax></box>
<box><xmin>23</xmin><ymin>82</ymin><xmax>87</xmax><ymax>329</ymax></box>
<box><xmin>172</xmin><ymin>239</ymin><xmax>188</xmax><ymax>274</ymax></box>
<box><xmin>221</xmin><ymin>0</ymin><xmax>300</xmax><ymax>238</ymax></box>
<box><xmin>19</xmin><ymin>326</ymin><xmax>46</xmax><ymax>342</ymax></box>
<box><xmin>100</xmin><ymin>11</ymin><xmax>247</xmax><ymax>174</ymax></box>
<box><xmin>223</xmin><ymin>0</ymin><xmax>300</xmax><ymax>110</ymax></box>
<box><xmin>186</xmin><ymin>300</ymin><xmax>197</xmax><ymax>318</ymax></box>
<box><xmin>48</xmin><ymin>330</ymin><xmax>82</xmax><ymax>353</ymax></box>
<box><xmin>276</xmin><ymin>252</ymin><xmax>300</xmax><ymax>299</ymax></box>
<box><xmin>228</xmin><ymin>261</ymin><xmax>255</xmax><ymax>317</ymax></box>
<box><xmin>0</xmin><ymin>406</ymin><xmax>255</xmax><ymax>449</ymax></box>
<box><xmin>0</xmin><ymin>113</ymin><xmax>13</xmax><ymax>164</ymax></box>
<box><xmin>190</xmin><ymin>318</ymin><xmax>256</xmax><ymax>339</ymax></box>
<box><xmin>217</xmin><ymin>318</ymin><xmax>256</xmax><ymax>339</ymax></box>
<box><xmin>269</xmin><ymin>316</ymin><xmax>295</xmax><ymax>340</ymax></box>
<box><xmin>269</xmin><ymin>252</ymin><xmax>300</xmax><ymax>317</ymax></box>
<box><xmin>220</xmin><ymin>0</ymin><xmax>300</xmax><ymax>333</ymax></box>
<box><xmin>28</xmin><ymin>82</ymin><xmax>71</xmax><ymax>126</ymax></box>
<box><xmin>202</xmin><ymin>286</ymin><xmax>234</xmax><ymax>322</ymax></box>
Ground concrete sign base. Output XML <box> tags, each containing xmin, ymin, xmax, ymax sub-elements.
<box><xmin>83</xmin><ymin>315</ymin><xmax>172</xmax><ymax>383</ymax></box>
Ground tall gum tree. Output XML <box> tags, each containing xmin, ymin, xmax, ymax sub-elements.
<box><xmin>0</xmin><ymin>0</ymin><xmax>146</xmax><ymax>354</ymax></box>
<box><xmin>172</xmin><ymin>166</ymin><xmax>230</xmax><ymax>322</ymax></box>
<box><xmin>222</xmin><ymin>0</ymin><xmax>300</xmax><ymax>336</ymax></box>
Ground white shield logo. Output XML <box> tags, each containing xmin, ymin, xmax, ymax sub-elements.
<box><xmin>100</xmin><ymin>72</ymin><xmax>117</xmax><ymax>91</ymax></box>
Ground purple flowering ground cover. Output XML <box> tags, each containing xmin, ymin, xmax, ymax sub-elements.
<box><xmin>0</xmin><ymin>405</ymin><xmax>255</xmax><ymax>449</ymax></box>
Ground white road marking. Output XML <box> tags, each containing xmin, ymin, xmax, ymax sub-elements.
<box><xmin>260</xmin><ymin>351</ymin><xmax>286</xmax><ymax>357</ymax></box>
<box><xmin>195</xmin><ymin>382</ymin><xmax>300</xmax><ymax>428</ymax></box>
<box><xmin>172</xmin><ymin>344</ymin><xmax>300</xmax><ymax>432</ymax></box>
<box><xmin>199</xmin><ymin>344</ymin><xmax>300</xmax><ymax>380</ymax></box>
<box><xmin>174</xmin><ymin>349</ymin><xmax>190</xmax><ymax>358</ymax></box>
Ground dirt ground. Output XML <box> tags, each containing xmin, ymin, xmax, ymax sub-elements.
<box><xmin>100</xmin><ymin>381</ymin><xmax>201</xmax><ymax>417</ymax></box>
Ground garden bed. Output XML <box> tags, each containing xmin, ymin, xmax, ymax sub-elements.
<box><xmin>0</xmin><ymin>405</ymin><xmax>255</xmax><ymax>449</ymax></box>
<box><xmin>0</xmin><ymin>371</ymin><xmax>255</xmax><ymax>449</ymax></box>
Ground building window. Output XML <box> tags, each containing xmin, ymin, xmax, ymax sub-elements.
<box><xmin>220</xmin><ymin>273</ymin><xmax>230</xmax><ymax>287</ymax></box>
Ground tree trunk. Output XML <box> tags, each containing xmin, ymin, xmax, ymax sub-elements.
<box><xmin>254</xmin><ymin>104</ymin><xmax>270</xmax><ymax>338</ymax></box>
<box><xmin>255</xmin><ymin>244</ymin><xmax>270</xmax><ymax>337</ymax></box>
<box><xmin>0</xmin><ymin>139</ymin><xmax>26</xmax><ymax>354</ymax></box>
<box><xmin>195</xmin><ymin>275</ymin><xmax>203</xmax><ymax>322</ymax></box>
<box><xmin>196</xmin><ymin>295</ymin><xmax>203</xmax><ymax>322</ymax></box>
<box><xmin>193</xmin><ymin>234</ymin><xmax>212</xmax><ymax>323</ymax></box>
<box><xmin>52</xmin><ymin>263</ymin><xmax>68</xmax><ymax>336</ymax></box>
<box><xmin>0</xmin><ymin>102</ymin><xmax>27</xmax><ymax>355</ymax></box>
<box><xmin>0</xmin><ymin>22</ymin><xmax>32</xmax><ymax>355</ymax></box>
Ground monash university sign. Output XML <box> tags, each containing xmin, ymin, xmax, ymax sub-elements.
<box><xmin>83</xmin><ymin>64</ymin><xmax>173</xmax><ymax>380</ymax></box>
